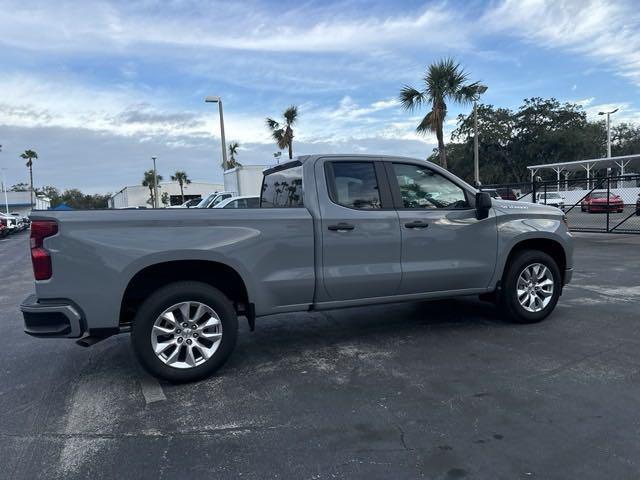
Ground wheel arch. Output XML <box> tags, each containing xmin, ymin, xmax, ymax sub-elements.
<box><xmin>119</xmin><ymin>260</ymin><xmax>250</xmax><ymax>327</ymax></box>
<box><xmin>502</xmin><ymin>238</ymin><xmax>567</xmax><ymax>285</ymax></box>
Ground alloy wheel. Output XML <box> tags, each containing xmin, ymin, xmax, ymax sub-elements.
<box><xmin>150</xmin><ymin>301</ymin><xmax>222</xmax><ymax>369</ymax></box>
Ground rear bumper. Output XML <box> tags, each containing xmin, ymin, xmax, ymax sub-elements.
<box><xmin>20</xmin><ymin>294</ymin><xmax>85</xmax><ymax>338</ymax></box>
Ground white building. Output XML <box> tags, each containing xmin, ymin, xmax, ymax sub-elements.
<box><xmin>0</xmin><ymin>191</ymin><xmax>51</xmax><ymax>215</ymax></box>
<box><xmin>109</xmin><ymin>181</ymin><xmax>224</xmax><ymax>208</ymax></box>
<box><xmin>223</xmin><ymin>165</ymin><xmax>268</xmax><ymax>197</ymax></box>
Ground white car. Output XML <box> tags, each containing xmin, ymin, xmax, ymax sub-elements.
<box><xmin>167</xmin><ymin>198</ymin><xmax>202</xmax><ymax>209</ymax></box>
<box><xmin>214</xmin><ymin>196</ymin><xmax>260</xmax><ymax>209</ymax></box>
<box><xmin>0</xmin><ymin>212</ymin><xmax>19</xmax><ymax>232</ymax></box>
<box><xmin>196</xmin><ymin>192</ymin><xmax>235</xmax><ymax>208</ymax></box>
<box><xmin>536</xmin><ymin>192</ymin><xmax>565</xmax><ymax>210</ymax></box>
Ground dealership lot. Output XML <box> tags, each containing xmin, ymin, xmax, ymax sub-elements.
<box><xmin>1</xmin><ymin>231</ymin><xmax>640</xmax><ymax>479</ymax></box>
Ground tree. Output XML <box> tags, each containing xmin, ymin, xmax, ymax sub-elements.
<box><xmin>36</xmin><ymin>185</ymin><xmax>61</xmax><ymax>206</ymax></box>
<box><xmin>228</xmin><ymin>142</ymin><xmax>242</xmax><ymax>169</ymax></box>
<box><xmin>437</xmin><ymin>97</ymin><xmax>612</xmax><ymax>184</ymax></box>
<box><xmin>399</xmin><ymin>58</ymin><xmax>479</xmax><ymax>169</ymax></box>
<box><xmin>54</xmin><ymin>189</ymin><xmax>111</xmax><ymax>209</ymax></box>
<box><xmin>10</xmin><ymin>182</ymin><xmax>30</xmax><ymax>192</ymax></box>
<box><xmin>142</xmin><ymin>170</ymin><xmax>163</xmax><ymax>206</ymax></box>
<box><xmin>266</xmin><ymin>106</ymin><xmax>298</xmax><ymax>160</ymax></box>
<box><xmin>161</xmin><ymin>191</ymin><xmax>170</xmax><ymax>207</ymax></box>
<box><xmin>20</xmin><ymin>149</ymin><xmax>38</xmax><ymax>206</ymax></box>
<box><xmin>170</xmin><ymin>170</ymin><xmax>191</xmax><ymax>204</ymax></box>
<box><xmin>611</xmin><ymin>123</ymin><xmax>640</xmax><ymax>157</ymax></box>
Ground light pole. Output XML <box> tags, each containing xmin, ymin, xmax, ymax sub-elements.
<box><xmin>472</xmin><ymin>85</ymin><xmax>488</xmax><ymax>186</ymax></box>
<box><xmin>598</xmin><ymin>108</ymin><xmax>618</xmax><ymax>159</ymax></box>
<box><xmin>1</xmin><ymin>145</ymin><xmax>9</xmax><ymax>215</ymax></box>
<box><xmin>151</xmin><ymin>156</ymin><xmax>159</xmax><ymax>208</ymax></box>
<box><xmin>205</xmin><ymin>96</ymin><xmax>228</xmax><ymax>171</ymax></box>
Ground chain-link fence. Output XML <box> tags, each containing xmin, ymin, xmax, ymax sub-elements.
<box><xmin>484</xmin><ymin>174</ymin><xmax>640</xmax><ymax>233</ymax></box>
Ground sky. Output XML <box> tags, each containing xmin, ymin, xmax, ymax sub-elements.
<box><xmin>1</xmin><ymin>0</ymin><xmax>640</xmax><ymax>193</ymax></box>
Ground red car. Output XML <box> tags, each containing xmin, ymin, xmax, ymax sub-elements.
<box><xmin>581</xmin><ymin>191</ymin><xmax>624</xmax><ymax>213</ymax></box>
<box><xmin>636</xmin><ymin>194</ymin><xmax>640</xmax><ymax>216</ymax></box>
<box><xmin>0</xmin><ymin>223</ymin><xmax>7</xmax><ymax>238</ymax></box>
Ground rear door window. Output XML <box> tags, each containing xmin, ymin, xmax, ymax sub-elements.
<box><xmin>261</xmin><ymin>164</ymin><xmax>304</xmax><ymax>208</ymax></box>
<box><xmin>326</xmin><ymin>162</ymin><xmax>382</xmax><ymax>209</ymax></box>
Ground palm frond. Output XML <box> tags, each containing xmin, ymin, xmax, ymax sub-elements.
<box><xmin>283</xmin><ymin>106</ymin><xmax>298</xmax><ymax>125</ymax></box>
<box><xmin>399</xmin><ymin>85</ymin><xmax>425</xmax><ymax>111</ymax></box>
<box><xmin>265</xmin><ymin>118</ymin><xmax>280</xmax><ymax>131</ymax></box>
<box><xmin>416</xmin><ymin>111</ymin><xmax>438</xmax><ymax>134</ymax></box>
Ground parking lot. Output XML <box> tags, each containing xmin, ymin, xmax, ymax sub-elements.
<box><xmin>1</xmin><ymin>230</ymin><xmax>640</xmax><ymax>479</ymax></box>
<box><xmin>565</xmin><ymin>206</ymin><xmax>640</xmax><ymax>233</ymax></box>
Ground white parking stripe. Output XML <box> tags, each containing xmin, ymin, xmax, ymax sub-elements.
<box><xmin>139</xmin><ymin>373</ymin><xmax>166</xmax><ymax>404</ymax></box>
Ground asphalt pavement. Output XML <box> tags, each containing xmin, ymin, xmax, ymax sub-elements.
<box><xmin>1</xmin><ymin>230</ymin><xmax>640</xmax><ymax>479</ymax></box>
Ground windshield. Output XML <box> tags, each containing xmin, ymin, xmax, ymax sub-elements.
<box><xmin>591</xmin><ymin>192</ymin><xmax>607</xmax><ymax>199</ymax></box>
<box><xmin>196</xmin><ymin>193</ymin><xmax>217</xmax><ymax>208</ymax></box>
<box><xmin>541</xmin><ymin>193</ymin><xmax>560</xmax><ymax>199</ymax></box>
<box><xmin>210</xmin><ymin>195</ymin><xmax>228</xmax><ymax>207</ymax></box>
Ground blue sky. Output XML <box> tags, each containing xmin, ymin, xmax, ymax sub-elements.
<box><xmin>1</xmin><ymin>0</ymin><xmax>639</xmax><ymax>193</ymax></box>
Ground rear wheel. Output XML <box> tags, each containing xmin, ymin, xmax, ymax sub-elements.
<box><xmin>131</xmin><ymin>281</ymin><xmax>238</xmax><ymax>383</ymax></box>
<box><xmin>499</xmin><ymin>250</ymin><xmax>561</xmax><ymax>324</ymax></box>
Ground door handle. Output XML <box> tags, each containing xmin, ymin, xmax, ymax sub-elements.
<box><xmin>328</xmin><ymin>222</ymin><xmax>355</xmax><ymax>232</ymax></box>
<box><xmin>404</xmin><ymin>220</ymin><xmax>429</xmax><ymax>229</ymax></box>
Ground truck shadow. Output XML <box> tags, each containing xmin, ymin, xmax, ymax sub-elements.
<box><xmin>228</xmin><ymin>297</ymin><xmax>513</xmax><ymax>367</ymax></box>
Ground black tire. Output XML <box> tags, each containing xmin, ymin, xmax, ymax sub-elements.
<box><xmin>499</xmin><ymin>250</ymin><xmax>561</xmax><ymax>324</ymax></box>
<box><xmin>131</xmin><ymin>281</ymin><xmax>238</xmax><ymax>383</ymax></box>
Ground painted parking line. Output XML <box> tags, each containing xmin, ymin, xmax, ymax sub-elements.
<box><xmin>139</xmin><ymin>373</ymin><xmax>166</xmax><ymax>404</ymax></box>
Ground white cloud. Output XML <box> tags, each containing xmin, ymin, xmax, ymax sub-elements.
<box><xmin>483</xmin><ymin>0</ymin><xmax>640</xmax><ymax>86</ymax></box>
<box><xmin>0</xmin><ymin>1</ymin><xmax>470</xmax><ymax>54</ymax></box>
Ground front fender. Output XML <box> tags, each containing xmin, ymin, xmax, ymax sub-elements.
<box><xmin>489</xmin><ymin>215</ymin><xmax>573</xmax><ymax>289</ymax></box>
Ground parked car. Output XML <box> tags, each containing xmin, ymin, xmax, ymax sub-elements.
<box><xmin>536</xmin><ymin>192</ymin><xmax>565</xmax><ymax>210</ymax></box>
<box><xmin>481</xmin><ymin>188</ymin><xmax>502</xmax><ymax>199</ymax></box>
<box><xmin>496</xmin><ymin>188</ymin><xmax>518</xmax><ymax>201</ymax></box>
<box><xmin>581</xmin><ymin>191</ymin><xmax>624</xmax><ymax>213</ymax></box>
<box><xmin>0</xmin><ymin>212</ymin><xmax>18</xmax><ymax>233</ymax></box>
<box><xmin>21</xmin><ymin>154</ymin><xmax>574</xmax><ymax>382</ymax></box>
<box><xmin>168</xmin><ymin>198</ymin><xmax>202</xmax><ymax>209</ymax></box>
<box><xmin>196</xmin><ymin>192</ymin><xmax>235</xmax><ymax>209</ymax></box>
<box><xmin>214</xmin><ymin>196</ymin><xmax>260</xmax><ymax>209</ymax></box>
<box><xmin>11</xmin><ymin>213</ymin><xmax>30</xmax><ymax>229</ymax></box>
<box><xmin>636</xmin><ymin>194</ymin><xmax>640</xmax><ymax>216</ymax></box>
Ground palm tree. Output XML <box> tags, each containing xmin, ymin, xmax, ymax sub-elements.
<box><xmin>142</xmin><ymin>170</ymin><xmax>163</xmax><ymax>206</ymax></box>
<box><xmin>227</xmin><ymin>142</ymin><xmax>242</xmax><ymax>169</ymax></box>
<box><xmin>399</xmin><ymin>58</ymin><xmax>479</xmax><ymax>169</ymax></box>
<box><xmin>266</xmin><ymin>106</ymin><xmax>298</xmax><ymax>160</ymax></box>
<box><xmin>171</xmin><ymin>171</ymin><xmax>191</xmax><ymax>204</ymax></box>
<box><xmin>20</xmin><ymin>149</ymin><xmax>38</xmax><ymax>206</ymax></box>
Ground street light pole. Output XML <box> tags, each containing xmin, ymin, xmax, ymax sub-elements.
<box><xmin>1</xmin><ymin>145</ymin><xmax>9</xmax><ymax>215</ymax></box>
<box><xmin>151</xmin><ymin>156</ymin><xmax>159</xmax><ymax>208</ymax></box>
<box><xmin>205</xmin><ymin>96</ymin><xmax>228</xmax><ymax>171</ymax></box>
<box><xmin>472</xmin><ymin>85</ymin><xmax>488</xmax><ymax>186</ymax></box>
<box><xmin>598</xmin><ymin>108</ymin><xmax>619</xmax><ymax>160</ymax></box>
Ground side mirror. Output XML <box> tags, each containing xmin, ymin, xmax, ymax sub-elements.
<box><xmin>476</xmin><ymin>191</ymin><xmax>492</xmax><ymax>219</ymax></box>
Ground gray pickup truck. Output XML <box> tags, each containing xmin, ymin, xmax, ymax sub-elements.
<box><xmin>21</xmin><ymin>155</ymin><xmax>573</xmax><ymax>382</ymax></box>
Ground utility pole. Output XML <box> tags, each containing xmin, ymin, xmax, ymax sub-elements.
<box><xmin>598</xmin><ymin>108</ymin><xmax>619</xmax><ymax>159</ymax></box>
<box><xmin>0</xmin><ymin>145</ymin><xmax>9</xmax><ymax>215</ymax></box>
<box><xmin>205</xmin><ymin>96</ymin><xmax>228</xmax><ymax>170</ymax></box>
<box><xmin>151</xmin><ymin>156</ymin><xmax>159</xmax><ymax>208</ymax></box>
<box><xmin>472</xmin><ymin>85</ymin><xmax>488</xmax><ymax>186</ymax></box>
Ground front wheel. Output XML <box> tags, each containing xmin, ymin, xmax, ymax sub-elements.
<box><xmin>131</xmin><ymin>281</ymin><xmax>238</xmax><ymax>383</ymax></box>
<box><xmin>499</xmin><ymin>250</ymin><xmax>562</xmax><ymax>324</ymax></box>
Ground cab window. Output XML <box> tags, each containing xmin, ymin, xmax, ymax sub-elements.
<box><xmin>261</xmin><ymin>165</ymin><xmax>304</xmax><ymax>208</ymax></box>
<box><xmin>327</xmin><ymin>161</ymin><xmax>381</xmax><ymax>209</ymax></box>
<box><xmin>392</xmin><ymin>163</ymin><xmax>469</xmax><ymax>209</ymax></box>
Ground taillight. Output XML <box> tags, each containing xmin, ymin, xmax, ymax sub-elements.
<box><xmin>30</xmin><ymin>220</ymin><xmax>58</xmax><ymax>280</ymax></box>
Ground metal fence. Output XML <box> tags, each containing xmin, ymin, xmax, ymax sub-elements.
<box><xmin>484</xmin><ymin>174</ymin><xmax>640</xmax><ymax>234</ymax></box>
